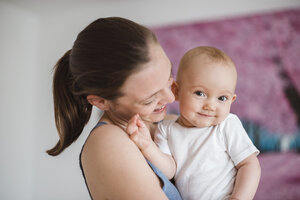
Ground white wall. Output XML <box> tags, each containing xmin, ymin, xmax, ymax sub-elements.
<box><xmin>1</xmin><ymin>0</ymin><xmax>300</xmax><ymax>199</ymax></box>
<box><xmin>0</xmin><ymin>2</ymin><xmax>38</xmax><ymax>200</ymax></box>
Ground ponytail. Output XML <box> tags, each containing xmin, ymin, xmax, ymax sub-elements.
<box><xmin>47</xmin><ymin>50</ymin><xmax>92</xmax><ymax>156</ymax></box>
<box><xmin>47</xmin><ymin>17</ymin><xmax>157</xmax><ymax>156</ymax></box>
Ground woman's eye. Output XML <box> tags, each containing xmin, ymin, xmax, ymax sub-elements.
<box><xmin>194</xmin><ymin>91</ymin><xmax>205</xmax><ymax>97</ymax></box>
<box><xmin>143</xmin><ymin>99</ymin><xmax>155</xmax><ymax>106</ymax></box>
<box><xmin>219</xmin><ymin>96</ymin><xmax>228</xmax><ymax>101</ymax></box>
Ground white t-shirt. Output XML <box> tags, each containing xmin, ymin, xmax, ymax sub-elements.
<box><xmin>154</xmin><ymin>113</ymin><xmax>259</xmax><ymax>200</ymax></box>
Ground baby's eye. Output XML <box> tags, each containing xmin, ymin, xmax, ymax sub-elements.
<box><xmin>194</xmin><ymin>91</ymin><xmax>205</xmax><ymax>97</ymax></box>
<box><xmin>218</xmin><ymin>96</ymin><xmax>228</xmax><ymax>101</ymax></box>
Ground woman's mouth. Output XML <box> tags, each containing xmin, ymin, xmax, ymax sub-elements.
<box><xmin>154</xmin><ymin>105</ymin><xmax>166</xmax><ymax>113</ymax></box>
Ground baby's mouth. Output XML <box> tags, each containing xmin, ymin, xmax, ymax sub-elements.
<box><xmin>197</xmin><ymin>112</ymin><xmax>214</xmax><ymax>117</ymax></box>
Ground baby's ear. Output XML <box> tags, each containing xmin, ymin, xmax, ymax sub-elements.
<box><xmin>171</xmin><ymin>81</ymin><xmax>180</xmax><ymax>101</ymax></box>
<box><xmin>232</xmin><ymin>94</ymin><xmax>237</xmax><ymax>103</ymax></box>
<box><xmin>86</xmin><ymin>95</ymin><xmax>110</xmax><ymax>110</ymax></box>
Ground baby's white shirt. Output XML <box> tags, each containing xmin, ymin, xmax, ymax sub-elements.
<box><xmin>155</xmin><ymin>113</ymin><xmax>259</xmax><ymax>200</ymax></box>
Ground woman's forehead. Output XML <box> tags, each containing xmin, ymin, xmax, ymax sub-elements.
<box><xmin>123</xmin><ymin>63</ymin><xmax>171</xmax><ymax>102</ymax></box>
<box><xmin>120</xmin><ymin>44</ymin><xmax>172</xmax><ymax>102</ymax></box>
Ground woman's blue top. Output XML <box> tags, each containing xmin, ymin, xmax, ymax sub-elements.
<box><xmin>79</xmin><ymin>121</ymin><xmax>182</xmax><ymax>200</ymax></box>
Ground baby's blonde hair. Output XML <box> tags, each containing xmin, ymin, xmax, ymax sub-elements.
<box><xmin>177</xmin><ymin>46</ymin><xmax>236</xmax><ymax>83</ymax></box>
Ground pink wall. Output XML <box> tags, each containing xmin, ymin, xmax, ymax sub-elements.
<box><xmin>153</xmin><ymin>9</ymin><xmax>300</xmax><ymax>134</ymax></box>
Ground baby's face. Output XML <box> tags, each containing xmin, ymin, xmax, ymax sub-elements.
<box><xmin>176</xmin><ymin>58</ymin><xmax>237</xmax><ymax>128</ymax></box>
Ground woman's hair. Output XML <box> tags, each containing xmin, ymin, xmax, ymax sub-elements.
<box><xmin>47</xmin><ymin>17</ymin><xmax>158</xmax><ymax>156</ymax></box>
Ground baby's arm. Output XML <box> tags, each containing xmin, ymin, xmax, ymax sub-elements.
<box><xmin>126</xmin><ymin>114</ymin><xmax>176</xmax><ymax>179</ymax></box>
<box><xmin>230</xmin><ymin>153</ymin><xmax>261</xmax><ymax>200</ymax></box>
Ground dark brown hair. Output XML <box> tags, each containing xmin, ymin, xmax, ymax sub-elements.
<box><xmin>47</xmin><ymin>17</ymin><xmax>158</xmax><ymax>156</ymax></box>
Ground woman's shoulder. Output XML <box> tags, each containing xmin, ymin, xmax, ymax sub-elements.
<box><xmin>81</xmin><ymin>124</ymin><xmax>166</xmax><ymax>199</ymax></box>
<box><xmin>82</xmin><ymin>123</ymin><xmax>137</xmax><ymax>161</ymax></box>
<box><xmin>89</xmin><ymin>123</ymin><xmax>127</xmax><ymax>140</ymax></box>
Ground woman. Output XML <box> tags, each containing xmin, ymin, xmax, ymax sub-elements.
<box><xmin>47</xmin><ymin>17</ymin><xmax>182</xmax><ymax>200</ymax></box>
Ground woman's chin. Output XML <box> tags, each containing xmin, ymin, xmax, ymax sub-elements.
<box><xmin>142</xmin><ymin>109</ymin><xmax>166</xmax><ymax>124</ymax></box>
<box><xmin>153</xmin><ymin>109</ymin><xmax>167</xmax><ymax>122</ymax></box>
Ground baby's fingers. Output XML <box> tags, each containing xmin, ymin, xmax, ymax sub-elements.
<box><xmin>129</xmin><ymin>130</ymin><xmax>139</xmax><ymax>142</ymax></box>
<box><xmin>130</xmin><ymin>130</ymin><xmax>145</xmax><ymax>150</ymax></box>
<box><xmin>136</xmin><ymin>118</ymin><xmax>146</xmax><ymax>128</ymax></box>
<box><xmin>126</xmin><ymin>114</ymin><xmax>139</xmax><ymax>135</ymax></box>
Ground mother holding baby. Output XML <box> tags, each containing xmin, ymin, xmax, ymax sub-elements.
<box><xmin>47</xmin><ymin>17</ymin><xmax>182</xmax><ymax>200</ymax></box>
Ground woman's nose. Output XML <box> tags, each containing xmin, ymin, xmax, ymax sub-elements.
<box><xmin>159</xmin><ymin>87</ymin><xmax>175</xmax><ymax>104</ymax></box>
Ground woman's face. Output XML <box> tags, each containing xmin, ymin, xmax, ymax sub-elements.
<box><xmin>109</xmin><ymin>42</ymin><xmax>175</xmax><ymax>124</ymax></box>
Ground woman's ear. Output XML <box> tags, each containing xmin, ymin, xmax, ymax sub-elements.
<box><xmin>87</xmin><ymin>95</ymin><xmax>110</xmax><ymax>110</ymax></box>
<box><xmin>171</xmin><ymin>81</ymin><xmax>180</xmax><ymax>101</ymax></box>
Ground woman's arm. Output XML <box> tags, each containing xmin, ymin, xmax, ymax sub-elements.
<box><xmin>230</xmin><ymin>154</ymin><xmax>261</xmax><ymax>200</ymax></box>
<box><xmin>81</xmin><ymin>124</ymin><xmax>168</xmax><ymax>200</ymax></box>
<box><xmin>126</xmin><ymin>114</ymin><xmax>176</xmax><ymax>179</ymax></box>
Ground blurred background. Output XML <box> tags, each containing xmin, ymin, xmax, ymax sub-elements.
<box><xmin>1</xmin><ymin>0</ymin><xmax>300</xmax><ymax>199</ymax></box>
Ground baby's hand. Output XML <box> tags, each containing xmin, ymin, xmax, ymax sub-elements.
<box><xmin>126</xmin><ymin>114</ymin><xmax>152</xmax><ymax>151</ymax></box>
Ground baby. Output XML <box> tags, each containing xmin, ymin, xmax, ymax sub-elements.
<box><xmin>127</xmin><ymin>46</ymin><xmax>261</xmax><ymax>200</ymax></box>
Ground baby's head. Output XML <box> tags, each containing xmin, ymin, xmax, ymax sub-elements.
<box><xmin>173</xmin><ymin>46</ymin><xmax>237</xmax><ymax>128</ymax></box>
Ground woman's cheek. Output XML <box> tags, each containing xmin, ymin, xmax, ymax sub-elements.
<box><xmin>138</xmin><ymin>106</ymin><xmax>156</xmax><ymax>116</ymax></box>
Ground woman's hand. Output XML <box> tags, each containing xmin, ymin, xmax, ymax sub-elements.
<box><xmin>126</xmin><ymin>114</ymin><xmax>153</xmax><ymax>151</ymax></box>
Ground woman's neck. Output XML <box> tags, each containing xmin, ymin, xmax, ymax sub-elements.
<box><xmin>100</xmin><ymin>112</ymin><xmax>128</xmax><ymax>131</ymax></box>
<box><xmin>101</xmin><ymin>112</ymin><xmax>156</xmax><ymax>138</ymax></box>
